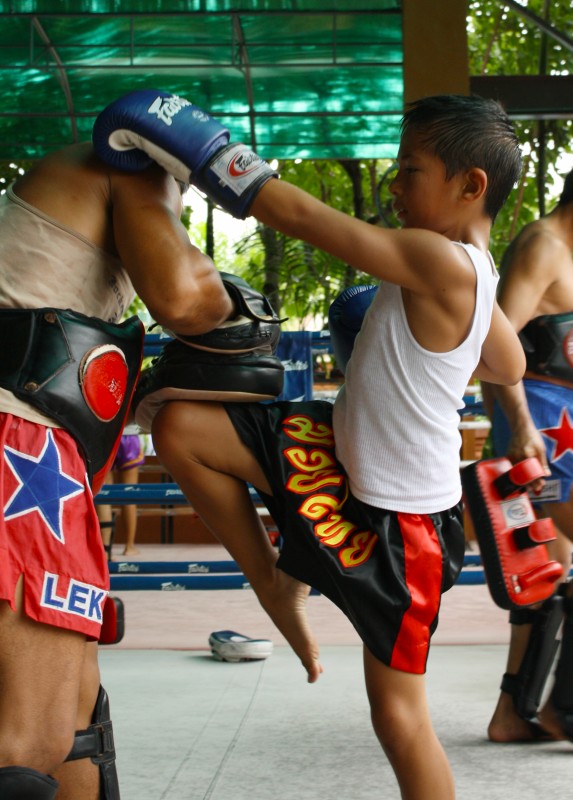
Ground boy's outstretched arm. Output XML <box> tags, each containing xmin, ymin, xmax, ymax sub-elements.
<box><xmin>473</xmin><ymin>301</ymin><xmax>525</xmax><ymax>385</ymax></box>
<box><xmin>250</xmin><ymin>178</ymin><xmax>468</xmax><ymax>296</ymax></box>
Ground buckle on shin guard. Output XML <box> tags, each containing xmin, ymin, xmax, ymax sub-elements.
<box><xmin>66</xmin><ymin>719</ymin><xmax>115</xmax><ymax>764</ymax></box>
<box><xmin>66</xmin><ymin>686</ymin><xmax>120</xmax><ymax>799</ymax></box>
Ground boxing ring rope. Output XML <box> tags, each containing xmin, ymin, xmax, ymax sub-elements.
<box><xmin>94</xmin><ymin>481</ymin><xmax>495</xmax><ymax>590</ymax></box>
<box><xmin>95</xmin><ymin>475</ymin><xmax>572</xmax><ymax>591</ymax></box>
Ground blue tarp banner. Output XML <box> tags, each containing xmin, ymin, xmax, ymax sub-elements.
<box><xmin>276</xmin><ymin>331</ymin><xmax>314</xmax><ymax>401</ymax></box>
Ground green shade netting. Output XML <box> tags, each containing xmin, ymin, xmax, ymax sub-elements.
<box><xmin>0</xmin><ymin>2</ymin><xmax>403</xmax><ymax>160</ymax></box>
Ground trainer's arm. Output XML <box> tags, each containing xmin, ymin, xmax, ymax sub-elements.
<box><xmin>479</xmin><ymin>237</ymin><xmax>556</xmax><ymax>471</ymax></box>
<box><xmin>483</xmin><ymin>379</ymin><xmax>550</xmax><ymax>474</ymax></box>
<box><xmin>476</xmin><ymin>320</ymin><xmax>550</xmax><ymax>475</ymax></box>
<box><xmin>110</xmin><ymin>166</ymin><xmax>232</xmax><ymax>334</ymax></box>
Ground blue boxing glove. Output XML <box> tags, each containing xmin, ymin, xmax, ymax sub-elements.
<box><xmin>92</xmin><ymin>89</ymin><xmax>277</xmax><ymax>219</ymax></box>
<box><xmin>328</xmin><ymin>285</ymin><xmax>377</xmax><ymax>374</ymax></box>
<box><xmin>92</xmin><ymin>89</ymin><xmax>230</xmax><ymax>181</ymax></box>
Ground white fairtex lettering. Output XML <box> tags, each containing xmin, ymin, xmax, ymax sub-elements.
<box><xmin>233</xmin><ymin>152</ymin><xmax>262</xmax><ymax>172</ymax></box>
<box><xmin>147</xmin><ymin>95</ymin><xmax>193</xmax><ymax>127</ymax></box>
<box><xmin>40</xmin><ymin>572</ymin><xmax>107</xmax><ymax>622</ymax></box>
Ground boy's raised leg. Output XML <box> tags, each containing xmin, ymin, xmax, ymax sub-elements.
<box><xmin>152</xmin><ymin>400</ymin><xmax>322</xmax><ymax>683</ymax></box>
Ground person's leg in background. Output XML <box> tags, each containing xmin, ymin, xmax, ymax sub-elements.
<box><xmin>100</xmin><ymin>434</ymin><xmax>145</xmax><ymax>559</ymax></box>
<box><xmin>488</xmin><ymin>506</ymin><xmax>573</xmax><ymax>742</ymax></box>
<box><xmin>95</xmin><ymin>474</ymin><xmax>115</xmax><ymax>560</ymax></box>
<box><xmin>113</xmin><ymin>435</ymin><xmax>145</xmax><ymax>557</ymax></box>
<box><xmin>114</xmin><ymin>464</ymin><xmax>141</xmax><ymax>557</ymax></box>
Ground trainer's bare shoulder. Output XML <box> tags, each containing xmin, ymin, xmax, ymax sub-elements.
<box><xmin>498</xmin><ymin>221</ymin><xmax>573</xmax><ymax>324</ymax></box>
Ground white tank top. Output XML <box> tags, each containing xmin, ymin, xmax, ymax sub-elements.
<box><xmin>0</xmin><ymin>185</ymin><xmax>135</xmax><ymax>425</ymax></box>
<box><xmin>332</xmin><ymin>242</ymin><xmax>498</xmax><ymax>514</ymax></box>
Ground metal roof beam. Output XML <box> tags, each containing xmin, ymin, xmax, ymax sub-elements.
<box><xmin>31</xmin><ymin>16</ymin><xmax>78</xmax><ymax>141</ymax></box>
<box><xmin>470</xmin><ymin>74</ymin><xmax>573</xmax><ymax>119</ymax></box>
<box><xmin>232</xmin><ymin>12</ymin><xmax>257</xmax><ymax>151</ymax></box>
<box><xmin>501</xmin><ymin>0</ymin><xmax>573</xmax><ymax>54</ymax></box>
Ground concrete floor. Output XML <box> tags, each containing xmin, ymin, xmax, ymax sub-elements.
<box><xmin>98</xmin><ymin>544</ymin><xmax>572</xmax><ymax>800</ymax></box>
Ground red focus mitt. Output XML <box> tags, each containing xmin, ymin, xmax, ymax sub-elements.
<box><xmin>461</xmin><ymin>457</ymin><xmax>563</xmax><ymax>609</ymax></box>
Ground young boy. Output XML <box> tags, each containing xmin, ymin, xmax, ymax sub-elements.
<box><xmin>103</xmin><ymin>93</ymin><xmax>526</xmax><ymax>799</ymax></box>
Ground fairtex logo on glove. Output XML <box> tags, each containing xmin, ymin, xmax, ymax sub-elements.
<box><xmin>209</xmin><ymin>143</ymin><xmax>273</xmax><ymax>197</ymax></box>
<box><xmin>228</xmin><ymin>150</ymin><xmax>264</xmax><ymax>177</ymax></box>
<box><xmin>147</xmin><ymin>94</ymin><xmax>199</xmax><ymax>126</ymax></box>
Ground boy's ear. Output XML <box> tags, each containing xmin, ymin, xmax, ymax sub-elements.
<box><xmin>462</xmin><ymin>168</ymin><xmax>488</xmax><ymax>203</ymax></box>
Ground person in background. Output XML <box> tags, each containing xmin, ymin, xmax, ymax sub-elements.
<box><xmin>482</xmin><ymin>168</ymin><xmax>573</xmax><ymax>744</ymax></box>
<box><xmin>98</xmin><ymin>433</ymin><xmax>146</xmax><ymax>559</ymax></box>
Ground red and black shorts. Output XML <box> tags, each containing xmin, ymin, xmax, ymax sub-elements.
<box><xmin>0</xmin><ymin>414</ymin><xmax>109</xmax><ymax>639</ymax></box>
<box><xmin>225</xmin><ymin>400</ymin><xmax>465</xmax><ymax>674</ymax></box>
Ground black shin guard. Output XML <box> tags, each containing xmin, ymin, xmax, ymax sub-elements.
<box><xmin>0</xmin><ymin>766</ymin><xmax>58</xmax><ymax>798</ymax></box>
<box><xmin>502</xmin><ymin>592</ymin><xmax>564</xmax><ymax>720</ymax></box>
<box><xmin>551</xmin><ymin>593</ymin><xmax>573</xmax><ymax>739</ymax></box>
<box><xmin>66</xmin><ymin>685</ymin><xmax>120</xmax><ymax>799</ymax></box>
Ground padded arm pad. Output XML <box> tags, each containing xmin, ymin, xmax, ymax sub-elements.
<box><xmin>461</xmin><ymin>457</ymin><xmax>564</xmax><ymax>609</ymax></box>
<box><xmin>167</xmin><ymin>272</ymin><xmax>285</xmax><ymax>355</ymax></box>
<box><xmin>0</xmin><ymin>767</ymin><xmax>58</xmax><ymax>798</ymax></box>
<box><xmin>133</xmin><ymin>340</ymin><xmax>285</xmax><ymax>432</ymax></box>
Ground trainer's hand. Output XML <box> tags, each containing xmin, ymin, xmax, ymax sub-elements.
<box><xmin>506</xmin><ymin>423</ymin><xmax>550</xmax><ymax>494</ymax></box>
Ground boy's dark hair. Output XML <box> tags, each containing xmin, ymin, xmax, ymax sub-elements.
<box><xmin>401</xmin><ymin>94</ymin><xmax>523</xmax><ymax>222</ymax></box>
<box><xmin>557</xmin><ymin>169</ymin><xmax>573</xmax><ymax>207</ymax></box>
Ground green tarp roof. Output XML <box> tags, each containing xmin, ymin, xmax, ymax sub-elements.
<box><xmin>0</xmin><ymin>2</ymin><xmax>404</xmax><ymax>161</ymax></box>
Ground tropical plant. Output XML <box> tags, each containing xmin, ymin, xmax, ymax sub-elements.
<box><xmin>468</xmin><ymin>0</ymin><xmax>573</xmax><ymax>264</ymax></box>
<box><xmin>228</xmin><ymin>0</ymin><xmax>573</xmax><ymax>324</ymax></box>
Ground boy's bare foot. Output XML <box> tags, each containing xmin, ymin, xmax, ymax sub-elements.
<box><xmin>488</xmin><ymin>692</ymin><xmax>551</xmax><ymax>742</ymax></box>
<box><xmin>537</xmin><ymin>699</ymin><xmax>569</xmax><ymax>742</ymax></box>
<box><xmin>254</xmin><ymin>567</ymin><xmax>323</xmax><ymax>683</ymax></box>
<box><xmin>122</xmin><ymin>546</ymin><xmax>140</xmax><ymax>557</ymax></box>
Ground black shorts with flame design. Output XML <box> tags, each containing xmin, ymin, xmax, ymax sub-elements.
<box><xmin>225</xmin><ymin>400</ymin><xmax>465</xmax><ymax>674</ymax></box>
